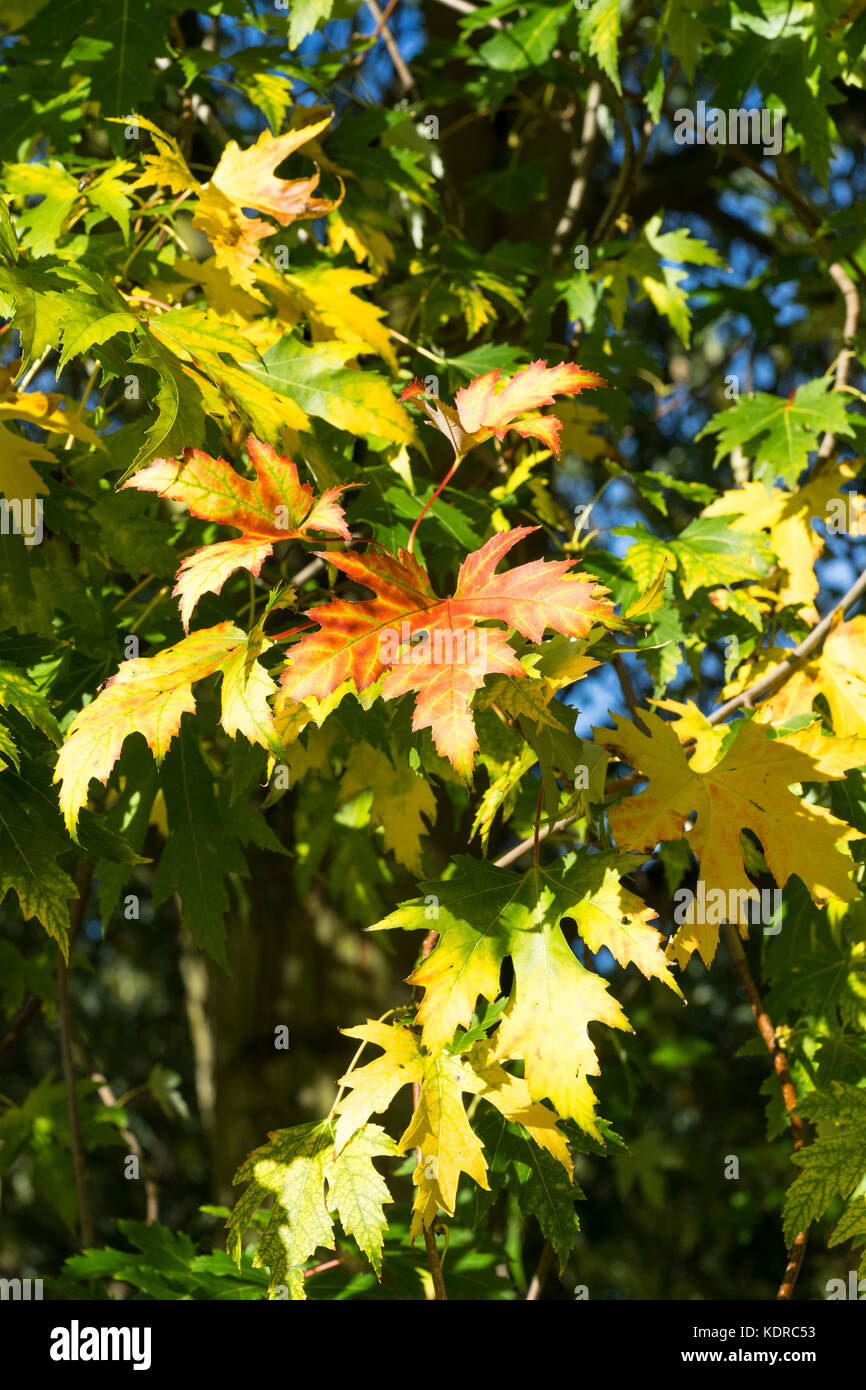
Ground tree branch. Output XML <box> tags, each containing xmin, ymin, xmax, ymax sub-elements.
<box><xmin>721</xmin><ymin>923</ymin><xmax>808</xmax><ymax>1299</ymax></box>
<box><xmin>525</xmin><ymin>1238</ymin><xmax>554</xmax><ymax>1299</ymax></box>
<box><xmin>709</xmin><ymin>562</ymin><xmax>866</xmax><ymax>725</ymax></box>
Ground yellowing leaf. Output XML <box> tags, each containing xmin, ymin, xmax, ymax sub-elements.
<box><xmin>228</xmin><ymin>1119</ymin><xmax>396</xmax><ymax>1299</ymax></box>
<box><xmin>193</xmin><ymin>120</ymin><xmax>341</xmax><ymax>291</ymax></box>
<box><xmin>257</xmin><ymin>262</ymin><xmax>397</xmax><ymax>367</ymax></box>
<box><xmin>722</xmin><ymin>618</ymin><xmax>866</xmax><ymax>738</ymax></box>
<box><xmin>374</xmin><ymin>851</ymin><xmax>669</xmax><ymax>1135</ymax></box>
<box><xmin>55</xmin><ymin>623</ymin><xmax>277</xmax><ymax>834</ymax></box>
<box><xmin>595</xmin><ymin>709</ymin><xmax>865</xmax><ymax>967</ymax></box>
<box><xmin>339</xmin><ymin>743</ymin><xmax>435</xmax><ymax>874</ymax></box>
<box><xmin>702</xmin><ymin>463</ymin><xmax>866</xmax><ymax>622</ymax></box>
<box><xmin>333</xmin><ymin>1019</ymin><xmax>570</xmax><ymax>1235</ymax></box>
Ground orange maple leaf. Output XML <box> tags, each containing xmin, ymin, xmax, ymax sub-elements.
<box><xmin>281</xmin><ymin>526</ymin><xmax>616</xmax><ymax>776</ymax></box>
<box><xmin>125</xmin><ymin>437</ymin><xmax>351</xmax><ymax>629</ymax></box>
<box><xmin>401</xmin><ymin>359</ymin><xmax>606</xmax><ymax>459</ymax></box>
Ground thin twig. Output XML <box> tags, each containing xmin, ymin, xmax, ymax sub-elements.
<box><xmin>91</xmin><ymin>1074</ymin><xmax>159</xmax><ymax>1224</ymax></box>
<box><xmin>721</xmin><ymin>924</ymin><xmax>808</xmax><ymax>1299</ymax></box>
<box><xmin>423</xmin><ymin>1223</ymin><xmax>449</xmax><ymax>1299</ymax></box>
<box><xmin>525</xmin><ymin>1239</ymin><xmax>554</xmax><ymax>1300</ymax></box>
<box><xmin>367</xmin><ymin>0</ymin><xmax>415</xmax><ymax>94</ymax></box>
<box><xmin>551</xmin><ymin>81</ymin><xmax>603</xmax><ymax>259</ymax></box>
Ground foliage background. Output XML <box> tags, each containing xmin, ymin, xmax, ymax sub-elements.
<box><xmin>1</xmin><ymin>0</ymin><xmax>865</xmax><ymax>1300</ymax></box>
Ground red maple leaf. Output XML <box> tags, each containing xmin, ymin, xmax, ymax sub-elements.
<box><xmin>125</xmin><ymin>436</ymin><xmax>350</xmax><ymax>629</ymax></box>
<box><xmin>281</xmin><ymin>526</ymin><xmax>616</xmax><ymax>776</ymax></box>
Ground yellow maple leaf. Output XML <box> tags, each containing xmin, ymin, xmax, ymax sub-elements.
<box><xmin>722</xmin><ymin>618</ymin><xmax>866</xmax><ymax>738</ymax></box>
<box><xmin>595</xmin><ymin>708</ymin><xmax>865</xmax><ymax>967</ymax></box>
<box><xmin>333</xmin><ymin>1018</ymin><xmax>571</xmax><ymax>1233</ymax></box>
<box><xmin>193</xmin><ymin>120</ymin><xmax>341</xmax><ymax>292</ymax></box>
<box><xmin>256</xmin><ymin>262</ymin><xmax>396</xmax><ymax>367</ymax></box>
<box><xmin>702</xmin><ymin>463</ymin><xmax>866</xmax><ymax>622</ymax></box>
<box><xmin>54</xmin><ymin>623</ymin><xmax>277</xmax><ymax>834</ymax></box>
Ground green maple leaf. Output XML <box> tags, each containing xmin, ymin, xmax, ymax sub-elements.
<box><xmin>0</xmin><ymin>661</ymin><xmax>61</xmax><ymax>769</ymax></box>
<box><xmin>474</xmin><ymin>1107</ymin><xmax>583</xmax><ymax>1271</ymax></box>
<box><xmin>783</xmin><ymin>1082</ymin><xmax>866</xmax><ymax>1244</ymax></box>
<box><xmin>697</xmin><ymin>377</ymin><xmax>856</xmax><ymax>489</ymax></box>
<box><xmin>479</xmin><ymin>3</ymin><xmax>572</xmax><ymax>73</ymax></box>
<box><xmin>0</xmin><ymin>782</ymin><xmax>77</xmax><ymax>954</ymax></box>
<box><xmin>228</xmin><ymin>1119</ymin><xmax>396</xmax><ymax>1299</ymax></box>
<box><xmin>615</xmin><ymin>515</ymin><xmax>771</xmax><ymax>625</ymax></box>
<box><xmin>240</xmin><ymin>336</ymin><xmax>414</xmax><ymax>446</ymax></box>
<box><xmin>288</xmin><ymin>0</ymin><xmax>335</xmax><ymax>50</ymax></box>
<box><xmin>579</xmin><ymin>0</ymin><xmax>623</xmax><ymax>92</ymax></box>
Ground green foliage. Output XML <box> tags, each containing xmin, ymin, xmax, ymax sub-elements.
<box><xmin>2</xmin><ymin>0</ymin><xmax>866</xmax><ymax>1307</ymax></box>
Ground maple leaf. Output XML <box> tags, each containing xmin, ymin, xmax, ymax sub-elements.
<box><xmin>280</xmin><ymin>526</ymin><xmax>617</xmax><ymax>777</ymax></box>
<box><xmin>595</xmin><ymin>708</ymin><xmax>866</xmax><ymax>967</ymax></box>
<box><xmin>401</xmin><ymin>359</ymin><xmax>606</xmax><ymax>458</ymax></box>
<box><xmin>121</xmin><ymin>114</ymin><xmax>341</xmax><ymax>293</ymax></box>
<box><xmin>124</xmin><ymin>437</ymin><xmax>350</xmax><ymax>629</ymax></box>
<box><xmin>702</xmin><ymin>464</ymin><xmax>866</xmax><ymax>622</ymax></box>
<box><xmin>0</xmin><ymin>360</ymin><xmax>103</xmax><ymax>503</ymax></box>
<box><xmin>194</xmin><ymin>120</ymin><xmax>341</xmax><ymax>291</ymax></box>
<box><xmin>374</xmin><ymin>850</ymin><xmax>675</xmax><ymax>1133</ymax></box>
<box><xmin>228</xmin><ymin>1119</ymin><xmax>396</xmax><ymax>1299</ymax></box>
<box><xmin>0</xmin><ymin>783</ymin><xmax>78</xmax><ymax>955</ymax></box>
<box><xmin>333</xmin><ymin>1019</ymin><xmax>571</xmax><ymax>1234</ymax></box>
<box><xmin>697</xmin><ymin>377</ymin><xmax>856</xmax><ymax>489</ymax></box>
<box><xmin>722</xmin><ymin>620</ymin><xmax>866</xmax><ymax>739</ymax></box>
<box><xmin>783</xmin><ymin>1083</ymin><xmax>866</xmax><ymax>1245</ymax></box>
<box><xmin>55</xmin><ymin>623</ymin><xmax>279</xmax><ymax>835</ymax></box>
<box><xmin>339</xmin><ymin>743</ymin><xmax>435</xmax><ymax>874</ymax></box>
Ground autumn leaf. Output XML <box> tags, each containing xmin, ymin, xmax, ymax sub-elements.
<box><xmin>280</xmin><ymin>526</ymin><xmax>616</xmax><ymax>776</ymax></box>
<box><xmin>121</xmin><ymin>114</ymin><xmax>341</xmax><ymax>292</ymax></box>
<box><xmin>702</xmin><ymin>463</ymin><xmax>866</xmax><ymax>622</ymax></box>
<box><xmin>227</xmin><ymin>1119</ymin><xmax>396</xmax><ymax>1299</ymax></box>
<box><xmin>595</xmin><ymin>708</ymin><xmax>866</xmax><ymax>967</ymax></box>
<box><xmin>124</xmin><ymin>436</ymin><xmax>350</xmax><ymax>629</ymax></box>
<box><xmin>55</xmin><ymin>623</ymin><xmax>279</xmax><ymax>834</ymax></box>
<box><xmin>401</xmin><ymin>359</ymin><xmax>606</xmax><ymax>458</ymax></box>
<box><xmin>722</xmin><ymin>618</ymin><xmax>866</xmax><ymax>738</ymax></box>
<box><xmin>373</xmin><ymin>850</ymin><xmax>673</xmax><ymax>1133</ymax></box>
<box><xmin>333</xmin><ymin>1018</ymin><xmax>570</xmax><ymax>1235</ymax></box>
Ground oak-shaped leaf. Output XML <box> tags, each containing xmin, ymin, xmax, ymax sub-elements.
<box><xmin>124</xmin><ymin>436</ymin><xmax>350</xmax><ymax>629</ymax></box>
<box><xmin>400</xmin><ymin>358</ymin><xmax>605</xmax><ymax>457</ymax></box>
<box><xmin>55</xmin><ymin>622</ymin><xmax>279</xmax><ymax>834</ymax></box>
<box><xmin>280</xmin><ymin>525</ymin><xmax>617</xmax><ymax>777</ymax></box>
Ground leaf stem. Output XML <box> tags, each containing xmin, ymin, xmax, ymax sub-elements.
<box><xmin>407</xmin><ymin>451</ymin><xmax>461</xmax><ymax>553</ymax></box>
